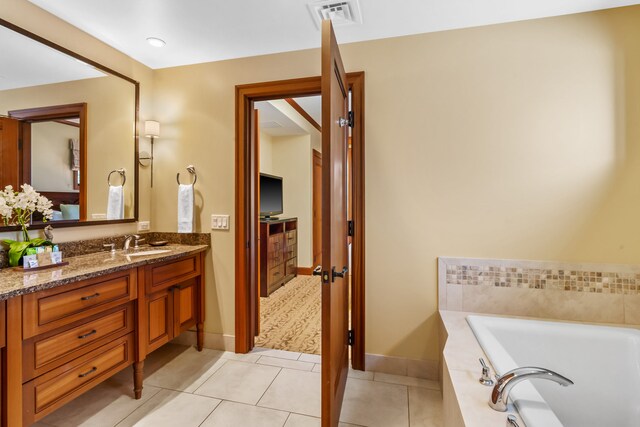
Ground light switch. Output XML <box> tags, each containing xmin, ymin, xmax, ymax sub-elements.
<box><xmin>211</xmin><ymin>214</ymin><xmax>230</xmax><ymax>230</ymax></box>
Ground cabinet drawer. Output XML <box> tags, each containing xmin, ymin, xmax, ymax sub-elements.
<box><xmin>146</xmin><ymin>255</ymin><xmax>200</xmax><ymax>293</ymax></box>
<box><xmin>23</xmin><ymin>333</ymin><xmax>133</xmax><ymax>424</ymax></box>
<box><xmin>285</xmin><ymin>257</ymin><xmax>297</xmax><ymax>276</ymax></box>
<box><xmin>23</xmin><ymin>303</ymin><xmax>134</xmax><ymax>381</ymax></box>
<box><xmin>23</xmin><ymin>270</ymin><xmax>136</xmax><ymax>339</ymax></box>
<box><xmin>285</xmin><ymin>230</ymin><xmax>297</xmax><ymax>246</ymax></box>
<box><xmin>269</xmin><ymin>252</ymin><xmax>283</xmax><ymax>269</ymax></box>
<box><xmin>268</xmin><ymin>234</ymin><xmax>284</xmax><ymax>254</ymax></box>
<box><xmin>285</xmin><ymin>244</ymin><xmax>297</xmax><ymax>261</ymax></box>
<box><xmin>268</xmin><ymin>265</ymin><xmax>285</xmax><ymax>285</ymax></box>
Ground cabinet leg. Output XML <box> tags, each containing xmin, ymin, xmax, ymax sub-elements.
<box><xmin>197</xmin><ymin>322</ymin><xmax>204</xmax><ymax>351</ymax></box>
<box><xmin>133</xmin><ymin>361</ymin><xmax>144</xmax><ymax>399</ymax></box>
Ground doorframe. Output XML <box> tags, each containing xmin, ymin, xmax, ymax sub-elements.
<box><xmin>235</xmin><ymin>73</ymin><xmax>366</xmax><ymax>370</ymax></box>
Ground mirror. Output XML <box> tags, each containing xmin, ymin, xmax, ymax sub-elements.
<box><xmin>0</xmin><ymin>19</ymin><xmax>138</xmax><ymax>229</ymax></box>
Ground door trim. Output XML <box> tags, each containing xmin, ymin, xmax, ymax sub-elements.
<box><xmin>234</xmin><ymin>73</ymin><xmax>365</xmax><ymax>370</ymax></box>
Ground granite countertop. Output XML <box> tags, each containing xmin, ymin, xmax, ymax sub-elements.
<box><xmin>0</xmin><ymin>244</ymin><xmax>208</xmax><ymax>301</ymax></box>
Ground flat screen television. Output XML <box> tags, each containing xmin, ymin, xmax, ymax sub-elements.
<box><xmin>260</xmin><ymin>173</ymin><xmax>283</xmax><ymax>218</ymax></box>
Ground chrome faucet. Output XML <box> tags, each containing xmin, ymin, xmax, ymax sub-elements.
<box><xmin>123</xmin><ymin>234</ymin><xmax>143</xmax><ymax>252</ymax></box>
<box><xmin>489</xmin><ymin>367</ymin><xmax>574</xmax><ymax>411</ymax></box>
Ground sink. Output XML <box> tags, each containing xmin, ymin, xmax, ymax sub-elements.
<box><xmin>123</xmin><ymin>249</ymin><xmax>172</xmax><ymax>257</ymax></box>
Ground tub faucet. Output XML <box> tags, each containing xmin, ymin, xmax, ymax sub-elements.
<box><xmin>489</xmin><ymin>367</ymin><xmax>574</xmax><ymax>412</ymax></box>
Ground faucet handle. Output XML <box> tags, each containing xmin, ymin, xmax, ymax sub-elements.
<box><xmin>103</xmin><ymin>243</ymin><xmax>116</xmax><ymax>253</ymax></box>
<box><xmin>479</xmin><ymin>358</ymin><xmax>494</xmax><ymax>386</ymax></box>
<box><xmin>134</xmin><ymin>237</ymin><xmax>146</xmax><ymax>248</ymax></box>
<box><xmin>506</xmin><ymin>415</ymin><xmax>520</xmax><ymax>427</ymax></box>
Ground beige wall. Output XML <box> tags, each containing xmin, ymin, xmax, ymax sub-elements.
<box><xmin>259</xmin><ymin>131</ymin><xmax>274</xmax><ymax>175</ymax></box>
<box><xmin>272</xmin><ymin>135</ymin><xmax>313</xmax><ymax>268</ymax></box>
<box><xmin>152</xmin><ymin>6</ymin><xmax>640</xmax><ymax>364</ymax></box>
<box><xmin>0</xmin><ymin>0</ymin><xmax>153</xmax><ymax>242</ymax></box>
<box><xmin>4</xmin><ymin>0</ymin><xmax>640</xmax><ymax>366</ymax></box>
<box><xmin>31</xmin><ymin>121</ymin><xmax>79</xmax><ymax>192</ymax></box>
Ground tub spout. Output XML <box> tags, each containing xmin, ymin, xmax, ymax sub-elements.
<box><xmin>489</xmin><ymin>367</ymin><xmax>574</xmax><ymax>412</ymax></box>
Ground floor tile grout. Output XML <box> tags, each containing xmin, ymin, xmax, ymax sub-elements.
<box><xmin>255</xmin><ymin>366</ymin><xmax>284</xmax><ymax>407</ymax></box>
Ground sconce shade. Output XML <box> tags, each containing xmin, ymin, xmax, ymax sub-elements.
<box><xmin>144</xmin><ymin>120</ymin><xmax>160</xmax><ymax>138</ymax></box>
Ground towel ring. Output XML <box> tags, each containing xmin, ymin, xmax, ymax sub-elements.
<box><xmin>177</xmin><ymin>165</ymin><xmax>197</xmax><ymax>185</ymax></box>
<box><xmin>107</xmin><ymin>168</ymin><xmax>126</xmax><ymax>186</ymax></box>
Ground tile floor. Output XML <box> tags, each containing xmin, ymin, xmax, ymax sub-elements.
<box><xmin>35</xmin><ymin>344</ymin><xmax>443</xmax><ymax>427</ymax></box>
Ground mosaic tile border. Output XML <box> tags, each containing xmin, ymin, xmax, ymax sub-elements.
<box><xmin>439</xmin><ymin>257</ymin><xmax>640</xmax><ymax>295</ymax></box>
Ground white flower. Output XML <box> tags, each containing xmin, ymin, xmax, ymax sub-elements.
<box><xmin>0</xmin><ymin>183</ymin><xmax>54</xmax><ymax>225</ymax></box>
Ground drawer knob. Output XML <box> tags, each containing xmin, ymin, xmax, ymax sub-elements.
<box><xmin>81</xmin><ymin>292</ymin><xmax>101</xmax><ymax>301</ymax></box>
<box><xmin>78</xmin><ymin>366</ymin><xmax>97</xmax><ymax>378</ymax></box>
<box><xmin>78</xmin><ymin>329</ymin><xmax>98</xmax><ymax>340</ymax></box>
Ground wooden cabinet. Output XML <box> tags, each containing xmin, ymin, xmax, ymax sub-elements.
<box><xmin>259</xmin><ymin>218</ymin><xmax>298</xmax><ymax>297</ymax></box>
<box><xmin>19</xmin><ymin>271</ymin><xmax>137</xmax><ymax>426</ymax></box>
<box><xmin>0</xmin><ymin>249</ymin><xmax>206</xmax><ymax>426</ymax></box>
<box><xmin>136</xmin><ymin>253</ymin><xmax>206</xmax><ymax>398</ymax></box>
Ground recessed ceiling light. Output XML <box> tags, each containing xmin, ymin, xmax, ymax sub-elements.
<box><xmin>146</xmin><ymin>37</ymin><xmax>166</xmax><ymax>47</ymax></box>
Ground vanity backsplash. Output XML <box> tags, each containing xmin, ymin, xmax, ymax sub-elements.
<box><xmin>0</xmin><ymin>232</ymin><xmax>211</xmax><ymax>268</ymax></box>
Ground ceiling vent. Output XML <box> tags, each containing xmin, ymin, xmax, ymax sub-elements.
<box><xmin>308</xmin><ymin>0</ymin><xmax>362</xmax><ymax>29</ymax></box>
<box><xmin>260</xmin><ymin>121</ymin><xmax>283</xmax><ymax>129</ymax></box>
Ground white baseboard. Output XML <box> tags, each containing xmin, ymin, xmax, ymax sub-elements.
<box><xmin>364</xmin><ymin>353</ymin><xmax>439</xmax><ymax>381</ymax></box>
<box><xmin>171</xmin><ymin>331</ymin><xmax>438</xmax><ymax>381</ymax></box>
<box><xmin>170</xmin><ymin>330</ymin><xmax>235</xmax><ymax>352</ymax></box>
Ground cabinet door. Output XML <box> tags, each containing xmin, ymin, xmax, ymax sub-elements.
<box><xmin>147</xmin><ymin>289</ymin><xmax>173</xmax><ymax>353</ymax></box>
<box><xmin>173</xmin><ymin>279</ymin><xmax>198</xmax><ymax>336</ymax></box>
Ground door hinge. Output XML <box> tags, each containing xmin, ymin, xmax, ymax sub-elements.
<box><xmin>348</xmin><ymin>329</ymin><xmax>354</xmax><ymax>346</ymax></box>
<box><xmin>347</xmin><ymin>220</ymin><xmax>354</xmax><ymax>237</ymax></box>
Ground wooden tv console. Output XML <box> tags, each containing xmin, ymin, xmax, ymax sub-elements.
<box><xmin>259</xmin><ymin>218</ymin><xmax>298</xmax><ymax>297</ymax></box>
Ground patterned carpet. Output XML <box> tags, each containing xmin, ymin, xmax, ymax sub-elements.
<box><xmin>255</xmin><ymin>275</ymin><xmax>322</xmax><ymax>354</ymax></box>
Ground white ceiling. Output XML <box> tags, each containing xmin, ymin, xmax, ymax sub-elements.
<box><xmin>255</xmin><ymin>101</ymin><xmax>308</xmax><ymax>137</ymax></box>
<box><xmin>0</xmin><ymin>25</ymin><xmax>105</xmax><ymax>91</ymax></box>
<box><xmin>28</xmin><ymin>0</ymin><xmax>640</xmax><ymax>69</ymax></box>
<box><xmin>292</xmin><ymin>96</ymin><xmax>322</xmax><ymax>126</ymax></box>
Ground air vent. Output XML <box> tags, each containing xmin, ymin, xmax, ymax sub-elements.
<box><xmin>308</xmin><ymin>0</ymin><xmax>362</xmax><ymax>29</ymax></box>
<box><xmin>260</xmin><ymin>121</ymin><xmax>283</xmax><ymax>129</ymax></box>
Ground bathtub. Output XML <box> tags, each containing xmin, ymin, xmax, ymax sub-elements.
<box><xmin>467</xmin><ymin>315</ymin><xmax>640</xmax><ymax>427</ymax></box>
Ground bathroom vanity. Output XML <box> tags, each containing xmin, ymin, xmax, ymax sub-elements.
<box><xmin>0</xmin><ymin>243</ymin><xmax>207</xmax><ymax>426</ymax></box>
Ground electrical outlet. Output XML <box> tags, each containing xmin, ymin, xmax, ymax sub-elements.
<box><xmin>137</xmin><ymin>221</ymin><xmax>150</xmax><ymax>232</ymax></box>
<box><xmin>92</xmin><ymin>213</ymin><xmax>107</xmax><ymax>220</ymax></box>
<box><xmin>211</xmin><ymin>214</ymin><xmax>230</xmax><ymax>230</ymax></box>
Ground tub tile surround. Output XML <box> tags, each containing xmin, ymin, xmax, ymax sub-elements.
<box><xmin>440</xmin><ymin>310</ymin><xmax>524</xmax><ymax>427</ymax></box>
<box><xmin>439</xmin><ymin>257</ymin><xmax>640</xmax><ymax>325</ymax></box>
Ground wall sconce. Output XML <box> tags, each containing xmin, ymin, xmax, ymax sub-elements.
<box><xmin>139</xmin><ymin>120</ymin><xmax>160</xmax><ymax>187</ymax></box>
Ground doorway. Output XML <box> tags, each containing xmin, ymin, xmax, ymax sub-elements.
<box><xmin>252</xmin><ymin>97</ymin><xmax>324</xmax><ymax>354</ymax></box>
<box><xmin>234</xmin><ymin>72</ymin><xmax>365</xmax><ymax>370</ymax></box>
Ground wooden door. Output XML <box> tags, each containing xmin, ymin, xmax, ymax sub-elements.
<box><xmin>313</xmin><ymin>149</ymin><xmax>322</xmax><ymax>267</ymax></box>
<box><xmin>321</xmin><ymin>20</ymin><xmax>350</xmax><ymax>427</ymax></box>
<box><xmin>174</xmin><ymin>280</ymin><xmax>198</xmax><ymax>335</ymax></box>
<box><xmin>253</xmin><ymin>108</ymin><xmax>261</xmax><ymax>337</ymax></box>
<box><xmin>0</xmin><ymin>117</ymin><xmax>20</xmax><ymax>189</ymax></box>
<box><xmin>147</xmin><ymin>290</ymin><xmax>173</xmax><ymax>353</ymax></box>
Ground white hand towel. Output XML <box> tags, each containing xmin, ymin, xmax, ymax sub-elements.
<box><xmin>178</xmin><ymin>184</ymin><xmax>194</xmax><ymax>233</ymax></box>
<box><xmin>107</xmin><ymin>185</ymin><xmax>124</xmax><ymax>220</ymax></box>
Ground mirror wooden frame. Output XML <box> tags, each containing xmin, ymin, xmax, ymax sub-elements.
<box><xmin>0</xmin><ymin>18</ymin><xmax>139</xmax><ymax>231</ymax></box>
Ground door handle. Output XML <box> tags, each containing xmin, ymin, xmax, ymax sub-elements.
<box><xmin>331</xmin><ymin>266</ymin><xmax>348</xmax><ymax>282</ymax></box>
<box><xmin>312</xmin><ymin>266</ymin><xmax>322</xmax><ymax>276</ymax></box>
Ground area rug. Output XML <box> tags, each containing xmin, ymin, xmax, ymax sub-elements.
<box><xmin>255</xmin><ymin>275</ymin><xmax>321</xmax><ymax>355</ymax></box>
